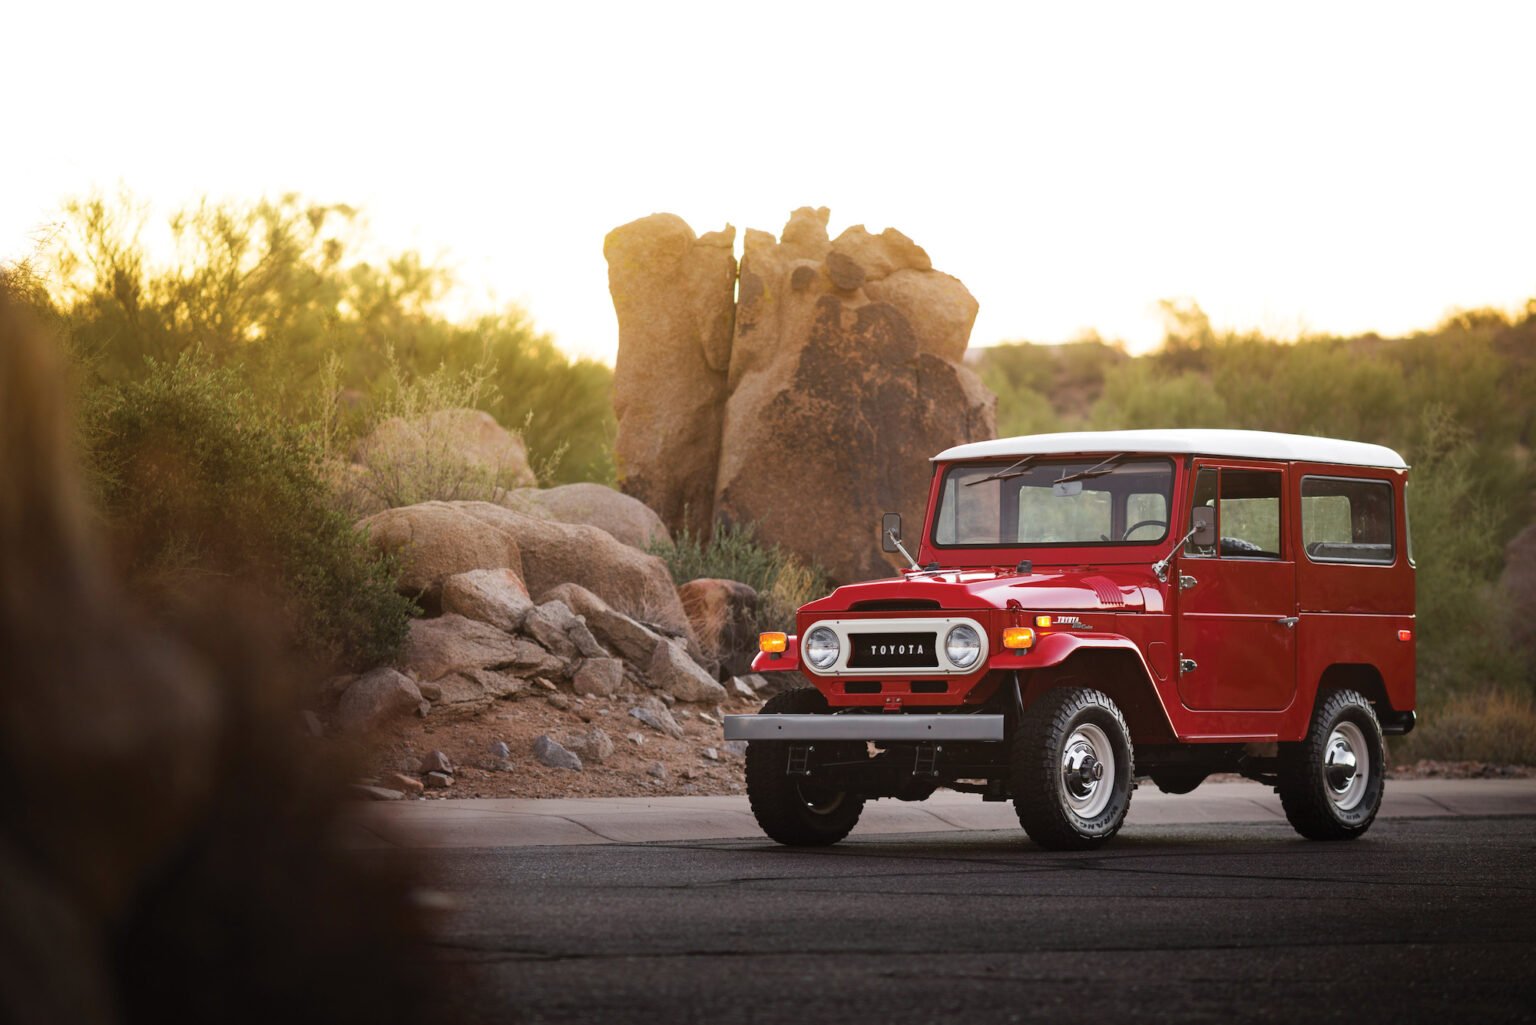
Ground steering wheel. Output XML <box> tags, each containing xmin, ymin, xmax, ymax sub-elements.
<box><xmin>1122</xmin><ymin>519</ymin><xmax>1167</xmax><ymax>540</ymax></box>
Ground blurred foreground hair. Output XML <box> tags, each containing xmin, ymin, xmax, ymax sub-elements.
<box><xmin>0</xmin><ymin>269</ymin><xmax>440</xmax><ymax>1024</ymax></box>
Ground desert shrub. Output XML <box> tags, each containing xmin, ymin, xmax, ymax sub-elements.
<box><xmin>48</xmin><ymin>190</ymin><xmax>615</xmax><ymax>485</ymax></box>
<box><xmin>84</xmin><ymin>353</ymin><xmax>413</xmax><ymax>669</ymax></box>
<box><xmin>1393</xmin><ymin>690</ymin><xmax>1536</xmax><ymax>765</ymax></box>
<box><xmin>651</xmin><ymin>521</ymin><xmax>828</xmax><ymax>634</ymax></box>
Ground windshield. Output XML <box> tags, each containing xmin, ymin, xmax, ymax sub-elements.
<box><xmin>932</xmin><ymin>458</ymin><xmax>1175</xmax><ymax>547</ymax></box>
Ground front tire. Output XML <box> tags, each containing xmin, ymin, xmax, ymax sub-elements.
<box><xmin>745</xmin><ymin>687</ymin><xmax>866</xmax><ymax>847</ymax></box>
<box><xmin>1012</xmin><ymin>688</ymin><xmax>1134</xmax><ymax>850</ymax></box>
<box><xmin>1278</xmin><ymin>689</ymin><xmax>1385</xmax><ymax>840</ymax></box>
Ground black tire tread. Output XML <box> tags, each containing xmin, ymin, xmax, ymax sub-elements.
<box><xmin>1012</xmin><ymin>687</ymin><xmax>1135</xmax><ymax>851</ymax></box>
<box><xmin>745</xmin><ymin>687</ymin><xmax>865</xmax><ymax>847</ymax></box>
<box><xmin>1277</xmin><ymin>688</ymin><xmax>1384</xmax><ymax>841</ymax></box>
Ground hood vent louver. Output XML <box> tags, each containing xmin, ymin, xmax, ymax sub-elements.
<box><xmin>1083</xmin><ymin>576</ymin><xmax>1126</xmax><ymax>607</ymax></box>
<box><xmin>849</xmin><ymin>599</ymin><xmax>943</xmax><ymax>612</ymax></box>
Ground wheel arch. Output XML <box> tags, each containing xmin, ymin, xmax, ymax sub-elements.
<box><xmin>1020</xmin><ymin>648</ymin><xmax>1178</xmax><ymax>745</ymax></box>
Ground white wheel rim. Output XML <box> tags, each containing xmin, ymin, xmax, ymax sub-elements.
<box><xmin>1060</xmin><ymin>723</ymin><xmax>1116</xmax><ymax>820</ymax></box>
<box><xmin>1324</xmin><ymin>721</ymin><xmax>1370</xmax><ymax>812</ymax></box>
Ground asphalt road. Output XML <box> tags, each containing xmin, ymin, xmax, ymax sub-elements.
<box><xmin>417</xmin><ymin>815</ymin><xmax>1536</xmax><ymax>1024</ymax></box>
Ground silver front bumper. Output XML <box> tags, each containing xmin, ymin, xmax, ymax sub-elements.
<box><xmin>723</xmin><ymin>713</ymin><xmax>1005</xmax><ymax>742</ymax></box>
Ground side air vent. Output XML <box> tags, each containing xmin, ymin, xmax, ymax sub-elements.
<box><xmin>844</xmin><ymin>681</ymin><xmax>882</xmax><ymax>694</ymax></box>
<box><xmin>849</xmin><ymin>599</ymin><xmax>943</xmax><ymax>611</ymax></box>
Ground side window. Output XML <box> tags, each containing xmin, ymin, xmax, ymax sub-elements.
<box><xmin>1184</xmin><ymin>468</ymin><xmax>1218</xmax><ymax>556</ymax></box>
<box><xmin>1301</xmin><ymin>477</ymin><xmax>1395</xmax><ymax>564</ymax></box>
<box><xmin>1220</xmin><ymin>470</ymin><xmax>1282</xmax><ymax>557</ymax></box>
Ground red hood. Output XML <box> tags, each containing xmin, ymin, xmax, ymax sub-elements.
<box><xmin>800</xmin><ymin>566</ymin><xmax>1162</xmax><ymax>615</ymax></box>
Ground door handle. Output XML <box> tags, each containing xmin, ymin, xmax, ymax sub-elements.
<box><xmin>1276</xmin><ymin>616</ymin><xmax>1298</xmax><ymax>629</ymax></box>
<box><xmin>1179</xmin><ymin>574</ymin><xmax>1198</xmax><ymax>591</ymax></box>
<box><xmin>1179</xmin><ymin>657</ymin><xmax>1197</xmax><ymax>674</ymax></box>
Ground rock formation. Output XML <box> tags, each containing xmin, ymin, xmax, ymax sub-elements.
<box><xmin>607</xmin><ymin>207</ymin><xmax>996</xmax><ymax>583</ymax></box>
<box><xmin>605</xmin><ymin>214</ymin><xmax>738</xmax><ymax>541</ymax></box>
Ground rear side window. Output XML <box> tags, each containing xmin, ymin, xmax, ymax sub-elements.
<box><xmin>1301</xmin><ymin>477</ymin><xmax>1395</xmax><ymax>564</ymax></box>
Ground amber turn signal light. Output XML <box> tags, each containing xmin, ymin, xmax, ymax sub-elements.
<box><xmin>1035</xmin><ymin>615</ymin><xmax>1053</xmax><ymax>628</ymax></box>
<box><xmin>1003</xmin><ymin>627</ymin><xmax>1036</xmax><ymax>650</ymax></box>
<box><xmin>759</xmin><ymin>632</ymin><xmax>788</xmax><ymax>653</ymax></box>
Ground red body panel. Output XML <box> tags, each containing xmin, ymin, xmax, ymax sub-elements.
<box><xmin>784</xmin><ymin>450</ymin><xmax>1414</xmax><ymax>744</ymax></box>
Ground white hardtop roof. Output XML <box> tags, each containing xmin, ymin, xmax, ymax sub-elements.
<box><xmin>935</xmin><ymin>429</ymin><xmax>1407</xmax><ymax>469</ymax></box>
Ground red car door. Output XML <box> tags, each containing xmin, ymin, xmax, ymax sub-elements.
<box><xmin>1176</xmin><ymin>461</ymin><xmax>1298</xmax><ymax>711</ymax></box>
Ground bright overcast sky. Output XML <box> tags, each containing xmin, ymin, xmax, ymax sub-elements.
<box><xmin>3</xmin><ymin>1</ymin><xmax>1533</xmax><ymax>362</ymax></box>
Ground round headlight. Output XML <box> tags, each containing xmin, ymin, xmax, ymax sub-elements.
<box><xmin>946</xmin><ymin>624</ymin><xmax>982</xmax><ymax>668</ymax></box>
<box><xmin>804</xmin><ymin>626</ymin><xmax>840</xmax><ymax>670</ymax></box>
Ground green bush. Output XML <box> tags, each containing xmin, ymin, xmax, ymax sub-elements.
<box><xmin>650</xmin><ymin>521</ymin><xmax>829</xmax><ymax>634</ymax></box>
<box><xmin>49</xmin><ymin>191</ymin><xmax>616</xmax><ymax>486</ymax></box>
<box><xmin>84</xmin><ymin>353</ymin><xmax>413</xmax><ymax>670</ymax></box>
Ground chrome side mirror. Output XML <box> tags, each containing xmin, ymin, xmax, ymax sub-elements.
<box><xmin>881</xmin><ymin>512</ymin><xmax>902</xmax><ymax>553</ymax></box>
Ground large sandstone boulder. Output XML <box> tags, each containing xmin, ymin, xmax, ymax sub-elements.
<box><xmin>449</xmin><ymin>501</ymin><xmax>691</xmax><ymax>637</ymax></box>
<box><xmin>401</xmin><ymin>614</ymin><xmax>564</xmax><ymax>683</ymax></box>
<box><xmin>336</xmin><ymin>668</ymin><xmax>423</xmax><ymax>734</ymax></box>
<box><xmin>541</xmin><ymin>583</ymin><xmax>668</xmax><ymax>664</ymax></box>
<box><xmin>440</xmin><ymin>568</ymin><xmax>533</xmax><ymax>632</ymax></box>
<box><xmin>605</xmin><ymin>214</ymin><xmax>737</xmax><ymax>540</ymax></box>
<box><xmin>357</xmin><ymin>504</ymin><xmax>524</xmax><ymax>606</ymax></box>
<box><xmin>606</xmin><ymin>207</ymin><xmax>996</xmax><ymax>584</ymax></box>
<box><xmin>513</xmin><ymin>482</ymin><xmax>671</xmax><ymax>550</ymax></box>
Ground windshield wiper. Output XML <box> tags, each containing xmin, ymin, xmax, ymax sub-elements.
<box><xmin>965</xmin><ymin>455</ymin><xmax>1037</xmax><ymax>487</ymax></box>
<box><xmin>1054</xmin><ymin>453</ymin><xmax>1127</xmax><ymax>485</ymax></box>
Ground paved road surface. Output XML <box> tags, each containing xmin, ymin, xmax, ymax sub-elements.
<box><xmin>412</xmin><ymin>814</ymin><xmax>1536</xmax><ymax>1024</ymax></box>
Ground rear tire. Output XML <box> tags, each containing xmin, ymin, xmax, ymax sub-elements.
<box><xmin>745</xmin><ymin>687</ymin><xmax>866</xmax><ymax>847</ymax></box>
<box><xmin>1012</xmin><ymin>688</ymin><xmax>1134</xmax><ymax>850</ymax></box>
<box><xmin>1278</xmin><ymin>689</ymin><xmax>1384</xmax><ymax>841</ymax></box>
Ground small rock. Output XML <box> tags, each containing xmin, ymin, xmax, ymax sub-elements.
<box><xmin>420</xmin><ymin>750</ymin><xmax>455</xmax><ymax>775</ymax></box>
<box><xmin>629</xmin><ymin>705</ymin><xmax>684</xmax><ymax>739</ymax></box>
<box><xmin>389</xmin><ymin>772</ymin><xmax>426</xmax><ymax>793</ymax></box>
<box><xmin>724</xmin><ymin>740</ymin><xmax>748</xmax><ymax>757</ymax></box>
<box><xmin>488</xmin><ymin>739</ymin><xmax>511</xmax><ymax>761</ymax></box>
<box><xmin>659</xmin><ymin>692</ymin><xmax>676</xmax><ymax>707</ymax></box>
<box><xmin>423</xmin><ymin>771</ymin><xmax>455</xmax><ymax>789</ymax></box>
<box><xmin>682</xmin><ymin>783</ymin><xmax>698</xmax><ymax>795</ymax></box>
<box><xmin>418</xmin><ymin>681</ymin><xmax>443</xmax><ymax>701</ymax></box>
<box><xmin>731</xmin><ymin>677</ymin><xmax>757</xmax><ymax>700</ymax></box>
<box><xmin>532</xmin><ymin>735</ymin><xmax>583</xmax><ymax>771</ymax></box>
<box><xmin>675</xmin><ymin>708</ymin><xmax>692</xmax><ymax>719</ymax></box>
<box><xmin>597</xmin><ymin>707</ymin><xmax>611</xmax><ymax>716</ymax></box>
<box><xmin>584</xmin><ymin>727</ymin><xmax>616</xmax><ymax>763</ymax></box>
<box><xmin>352</xmin><ymin>784</ymin><xmax>405</xmax><ymax>801</ymax></box>
<box><xmin>547</xmin><ymin>692</ymin><xmax>573</xmax><ymax>711</ymax></box>
<box><xmin>627</xmin><ymin>731</ymin><xmax>646</xmax><ymax>746</ymax></box>
<box><xmin>416</xmin><ymin>700</ymin><xmax>431</xmax><ymax>718</ymax></box>
<box><xmin>698</xmin><ymin>712</ymin><xmax>719</xmax><ymax>726</ymax></box>
<box><xmin>647</xmin><ymin>761</ymin><xmax>668</xmax><ymax>780</ymax></box>
<box><xmin>534</xmin><ymin>678</ymin><xmax>558</xmax><ymax>692</ymax></box>
<box><xmin>301</xmin><ymin>710</ymin><xmax>324</xmax><ymax>738</ymax></box>
<box><xmin>336</xmin><ymin>668</ymin><xmax>423</xmax><ymax>735</ymax></box>
<box><xmin>572</xmin><ymin>657</ymin><xmax>624</xmax><ymax>697</ymax></box>
<box><xmin>702</xmin><ymin>747</ymin><xmax>721</xmax><ymax>761</ymax></box>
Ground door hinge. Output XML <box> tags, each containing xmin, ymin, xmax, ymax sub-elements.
<box><xmin>1276</xmin><ymin>616</ymin><xmax>1298</xmax><ymax>629</ymax></box>
<box><xmin>1179</xmin><ymin>657</ymin><xmax>1198</xmax><ymax>675</ymax></box>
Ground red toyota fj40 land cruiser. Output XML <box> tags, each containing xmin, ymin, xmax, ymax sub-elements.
<box><xmin>723</xmin><ymin>429</ymin><xmax>1415</xmax><ymax>849</ymax></box>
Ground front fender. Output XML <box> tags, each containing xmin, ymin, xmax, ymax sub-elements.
<box><xmin>989</xmin><ymin>632</ymin><xmax>1177</xmax><ymax>740</ymax></box>
<box><xmin>751</xmin><ymin>634</ymin><xmax>801</xmax><ymax>673</ymax></box>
